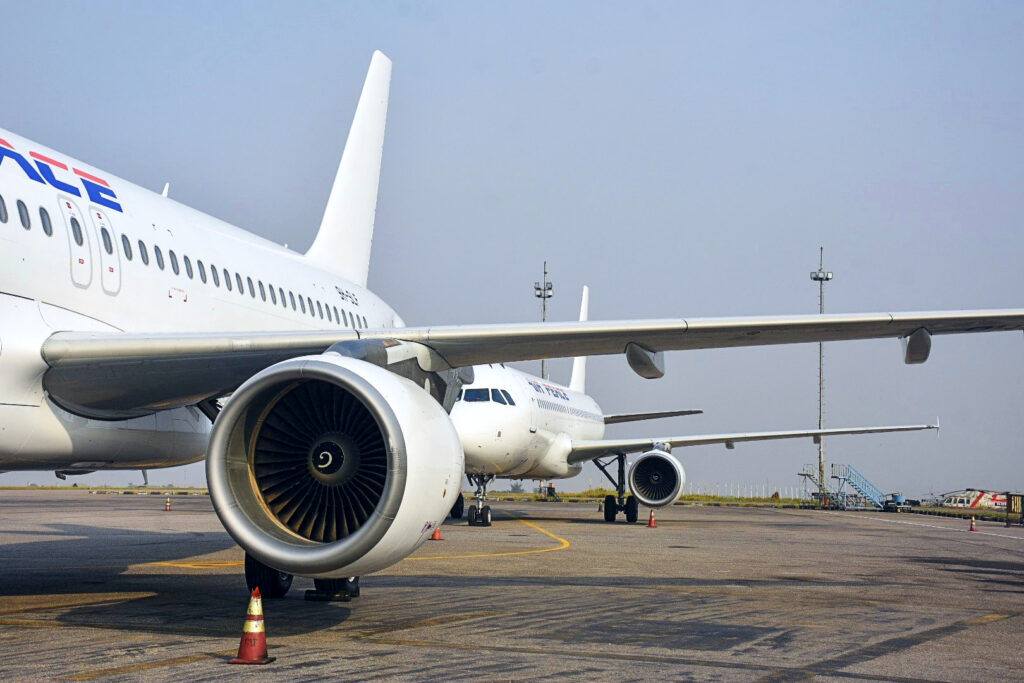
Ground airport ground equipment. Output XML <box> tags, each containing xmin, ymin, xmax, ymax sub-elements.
<box><xmin>1006</xmin><ymin>493</ymin><xmax>1023</xmax><ymax>527</ymax></box>
<box><xmin>882</xmin><ymin>493</ymin><xmax>912</xmax><ymax>513</ymax></box>
<box><xmin>830</xmin><ymin>464</ymin><xmax>885</xmax><ymax>510</ymax></box>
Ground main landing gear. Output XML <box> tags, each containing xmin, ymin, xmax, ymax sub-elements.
<box><xmin>450</xmin><ymin>492</ymin><xmax>465</xmax><ymax>519</ymax></box>
<box><xmin>466</xmin><ymin>473</ymin><xmax>494</xmax><ymax>527</ymax></box>
<box><xmin>244</xmin><ymin>553</ymin><xmax>361</xmax><ymax>602</ymax></box>
<box><xmin>594</xmin><ymin>453</ymin><xmax>639</xmax><ymax>523</ymax></box>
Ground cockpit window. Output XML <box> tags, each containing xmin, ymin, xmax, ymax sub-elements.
<box><xmin>463</xmin><ymin>388</ymin><xmax>489</xmax><ymax>402</ymax></box>
<box><xmin>491</xmin><ymin>389</ymin><xmax>507</xmax><ymax>405</ymax></box>
<box><xmin>500</xmin><ymin>390</ymin><xmax>515</xmax><ymax>406</ymax></box>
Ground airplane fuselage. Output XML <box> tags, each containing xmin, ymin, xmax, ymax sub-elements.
<box><xmin>451</xmin><ymin>364</ymin><xmax>603</xmax><ymax>479</ymax></box>
<box><xmin>0</xmin><ymin>128</ymin><xmax>399</xmax><ymax>472</ymax></box>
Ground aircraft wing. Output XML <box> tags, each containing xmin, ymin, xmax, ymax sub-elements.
<box><xmin>565</xmin><ymin>423</ymin><xmax>938</xmax><ymax>465</ymax></box>
<box><xmin>604</xmin><ymin>409</ymin><xmax>703</xmax><ymax>424</ymax></box>
<box><xmin>41</xmin><ymin>308</ymin><xmax>1024</xmax><ymax>418</ymax></box>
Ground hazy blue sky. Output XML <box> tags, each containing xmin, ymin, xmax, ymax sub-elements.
<box><xmin>2</xmin><ymin>2</ymin><xmax>1023</xmax><ymax>496</ymax></box>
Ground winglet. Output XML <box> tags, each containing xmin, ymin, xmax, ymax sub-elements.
<box><xmin>161</xmin><ymin>182</ymin><xmax>170</xmax><ymax>198</ymax></box>
<box><xmin>305</xmin><ymin>51</ymin><xmax>392</xmax><ymax>287</ymax></box>
<box><xmin>568</xmin><ymin>286</ymin><xmax>589</xmax><ymax>392</ymax></box>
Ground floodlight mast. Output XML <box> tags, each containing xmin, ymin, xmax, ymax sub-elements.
<box><xmin>810</xmin><ymin>247</ymin><xmax>834</xmax><ymax>499</ymax></box>
<box><xmin>534</xmin><ymin>261</ymin><xmax>554</xmax><ymax>379</ymax></box>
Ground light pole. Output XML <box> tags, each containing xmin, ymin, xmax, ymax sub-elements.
<box><xmin>534</xmin><ymin>261</ymin><xmax>554</xmax><ymax>379</ymax></box>
<box><xmin>810</xmin><ymin>247</ymin><xmax>833</xmax><ymax>498</ymax></box>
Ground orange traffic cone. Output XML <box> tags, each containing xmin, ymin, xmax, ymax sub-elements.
<box><xmin>647</xmin><ymin>509</ymin><xmax>657</xmax><ymax>528</ymax></box>
<box><xmin>969</xmin><ymin>516</ymin><xmax>977</xmax><ymax>532</ymax></box>
<box><xmin>229</xmin><ymin>587</ymin><xmax>275</xmax><ymax>665</ymax></box>
<box><xmin>430</xmin><ymin>527</ymin><xmax>443</xmax><ymax>541</ymax></box>
<box><xmin>164</xmin><ymin>496</ymin><xmax>171</xmax><ymax>512</ymax></box>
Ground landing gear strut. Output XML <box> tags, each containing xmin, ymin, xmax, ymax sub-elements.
<box><xmin>244</xmin><ymin>553</ymin><xmax>294</xmax><ymax>598</ymax></box>
<box><xmin>467</xmin><ymin>474</ymin><xmax>494</xmax><ymax>527</ymax></box>
<box><xmin>595</xmin><ymin>453</ymin><xmax>639</xmax><ymax>523</ymax></box>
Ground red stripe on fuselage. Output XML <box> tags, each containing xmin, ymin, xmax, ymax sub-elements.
<box><xmin>30</xmin><ymin>151</ymin><xmax>68</xmax><ymax>170</ymax></box>
<box><xmin>0</xmin><ymin>138</ymin><xmax>12</xmax><ymax>149</ymax></box>
<box><xmin>73</xmin><ymin>167</ymin><xmax>109</xmax><ymax>187</ymax></box>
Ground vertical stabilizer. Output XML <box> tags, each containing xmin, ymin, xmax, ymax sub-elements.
<box><xmin>569</xmin><ymin>286</ymin><xmax>589</xmax><ymax>392</ymax></box>
<box><xmin>305</xmin><ymin>51</ymin><xmax>392</xmax><ymax>286</ymax></box>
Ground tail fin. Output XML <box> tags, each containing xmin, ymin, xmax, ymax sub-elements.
<box><xmin>569</xmin><ymin>285</ymin><xmax>589</xmax><ymax>392</ymax></box>
<box><xmin>305</xmin><ymin>51</ymin><xmax>392</xmax><ymax>287</ymax></box>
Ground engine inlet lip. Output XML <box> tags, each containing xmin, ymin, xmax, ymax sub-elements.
<box><xmin>207</xmin><ymin>356</ymin><xmax>408</xmax><ymax>576</ymax></box>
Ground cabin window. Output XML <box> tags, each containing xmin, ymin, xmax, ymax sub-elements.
<box><xmin>258</xmin><ymin>281</ymin><xmax>266</xmax><ymax>301</ymax></box>
<box><xmin>154</xmin><ymin>246</ymin><xmax>165</xmax><ymax>270</ymax></box>
<box><xmin>197</xmin><ymin>260</ymin><xmax>207</xmax><ymax>283</ymax></box>
<box><xmin>211</xmin><ymin>264</ymin><xmax>220</xmax><ymax>287</ymax></box>
<box><xmin>184</xmin><ymin>255</ymin><xmax>194</xmax><ymax>279</ymax></box>
<box><xmin>307</xmin><ymin>297</ymin><xmax>314</xmax><ymax>317</ymax></box>
<box><xmin>70</xmin><ymin>217</ymin><xmax>84</xmax><ymax>246</ymax></box>
<box><xmin>316</xmin><ymin>301</ymin><xmax>323</xmax><ymax>319</ymax></box>
<box><xmin>464</xmin><ymin>388</ymin><xmax>489</xmax><ymax>402</ymax></box>
<box><xmin>289</xmin><ymin>291</ymin><xmax>296</xmax><ymax>310</ymax></box>
<box><xmin>247</xmin><ymin>277</ymin><xmax>255</xmax><ymax>298</ymax></box>
<box><xmin>224</xmin><ymin>269</ymin><xmax>232</xmax><ymax>291</ymax></box>
<box><xmin>500</xmin><ymin>390</ymin><xmax>515</xmax><ymax>406</ymax></box>
<box><xmin>39</xmin><ymin>207</ymin><xmax>52</xmax><ymax>236</ymax></box>
<box><xmin>138</xmin><ymin>240</ymin><xmax>149</xmax><ymax>264</ymax></box>
<box><xmin>168</xmin><ymin>249</ymin><xmax>179</xmax><ymax>274</ymax></box>
<box><xmin>268</xmin><ymin>284</ymin><xmax>277</xmax><ymax>305</ymax></box>
<box><xmin>235</xmin><ymin>273</ymin><xmax>244</xmax><ymax>295</ymax></box>
<box><xmin>0</xmin><ymin>194</ymin><xmax>7</xmax><ymax>223</ymax></box>
<box><xmin>121</xmin><ymin>234</ymin><xmax>133</xmax><ymax>260</ymax></box>
<box><xmin>101</xmin><ymin>227</ymin><xmax>113</xmax><ymax>255</ymax></box>
<box><xmin>17</xmin><ymin>200</ymin><xmax>29</xmax><ymax>229</ymax></box>
<box><xmin>278</xmin><ymin>287</ymin><xmax>286</xmax><ymax>308</ymax></box>
<box><xmin>491</xmin><ymin>389</ymin><xmax>507</xmax><ymax>405</ymax></box>
<box><xmin>361</xmin><ymin>315</ymin><xmax>368</xmax><ymax>328</ymax></box>
<box><xmin>299</xmin><ymin>296</ymin><xmax>306</xmax><ymax>314</ymax></box>
<box><xmin>326</xmin><ymin>305</ymin><xmax>332</xmax><ymax>322</ymax></box>
<box><xmin>333</xmin><ymin>306</ymin><xmax>340</xmax><ymax>324</ymax></box>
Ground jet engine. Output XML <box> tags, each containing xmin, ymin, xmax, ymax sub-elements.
<box><xmin>628</xmin><ymin>450</ymin><xmax>685</xmax><ymax>507</ymax></box>
<box><xmin>206</xmin><ymin>353</ymin><xmax>464</xmax><ymax>579</ymax></box>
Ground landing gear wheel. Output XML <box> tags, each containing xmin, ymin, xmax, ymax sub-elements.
<box><xmin>481</xmin><ymin>505</ymin><xmax>492</xmax><ymax>527</ymax></box>
<box><xmin>603</xmin><ymin>495</ymin><xmax>617</xmax><ymax>523</ymax></box>
<box><xmin>450</xmin><ymin>492</ymin><xmax>465</xmax><ymax>519</ymax></box>
<box><xmin>244</xmin><ymin>553</ymin><xmax>293</xmax><ymax>598</ymax></box>
<box><xmin>306</xmin><ymin>576</ymin><xmax>360</xmax><ymax>602</ymax></box>
<box><xmin>468</xmin><ymin>504</ymin><xmax>478</xmax><ymax>525</ymax></box>
<box><xmin>624</xmin><ymin>495</ymin><xmax>639</xmax><ymax>523</ymax></box>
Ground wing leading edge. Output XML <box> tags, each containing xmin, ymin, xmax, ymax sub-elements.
<box><xmin>565</xmin><ymin>423</ymin><xmax>939</xmax><ymax>465</ymax></box>
<box><xmin>41</xmin><ymin>308</ymin><xmax>1024</xmax><ymax>418</ymax></box>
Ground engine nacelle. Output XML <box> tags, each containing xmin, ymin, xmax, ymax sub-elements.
<box><xmin>207</xmin><ymin>353</ymin><xmax>464</xmax><ymax>579</ymax></box>
<box><xmin>628</xmin><ymin>450</ymin><xmax>685</xmax><ymax>508</ymax></box>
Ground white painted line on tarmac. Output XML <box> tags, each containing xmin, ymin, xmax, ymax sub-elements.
<box><xmin>862</xmin><ymin>515</ymin><xmax>1024</xmax><ymax>541</ymax></box>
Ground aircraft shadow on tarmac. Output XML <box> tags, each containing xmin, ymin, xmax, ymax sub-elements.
<box><xmin>907</xmin><ymin>556</ymin><xmax>1024</xmax><ymax>591</ymax></box>
<box><xmin>0</xmin><ymin>523</ymin><xmax>351</xmax><ymax>637</ymax></box>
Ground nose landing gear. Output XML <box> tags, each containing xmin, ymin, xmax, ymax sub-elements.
<box><xmin>467</xmin><ymin>473</ymin><xmax>494</xmax><ymax>527</ymax></box>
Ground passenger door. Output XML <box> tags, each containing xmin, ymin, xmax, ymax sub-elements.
<box><xmin>90</xmin><ymin>206</ymin><xmax>121</xmax><ymax>295</ymax></box>
<box><xmin>57</xmin><ymin>196</ymin><xmax>93</xmax><ymax>289</ymax></box>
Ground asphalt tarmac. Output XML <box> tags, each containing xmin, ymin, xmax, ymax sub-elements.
<box><xmin>1</xmin><ymin>489</ymin><xmax>1022</xmax><ymax>681</ymax></box>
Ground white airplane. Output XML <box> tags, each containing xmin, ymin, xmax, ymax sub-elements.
<box><xmin>450</xmin><ymin>287</ymin><xmax>936</xmax><ymax>526</ymax></box>
<box><xmin>1</xmin><ymin>51</ymin><xmax>1022</xmax><ymax>601</ymax></box>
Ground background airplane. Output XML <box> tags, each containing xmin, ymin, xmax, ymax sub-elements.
<box><xmin>1</xmin><ymin>52</ymin><xmax>1021</xmax><ymax>600</ymax></box>
<box><xmin>450</xmin><ymin>288</ymin><xmax>937</xmax><ymax>525</ymax></box>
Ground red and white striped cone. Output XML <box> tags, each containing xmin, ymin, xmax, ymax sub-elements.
<box><xmin>229</xmin><ymin>587</ymin><xmax>275</xmax><ymax>665</ymax></box>
<box><xmin>969</xmin><ymin>516</ymin><xmax>978</xmax><ymax>532</ymax></box>
<box><xmin>647</xmin><ymin>509</ymin><xmax>657</xmax><ymax>528</ymax></box>
<box><xmin>164</xmin><ymin>496</ymin><xmax>171</xmax><ymax>512</ymax></box>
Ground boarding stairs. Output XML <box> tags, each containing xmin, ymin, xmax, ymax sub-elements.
<box><xmin>830</xmin><ymin>464</ymin><xmax>884</xmax><ymax>510</ymax></box>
